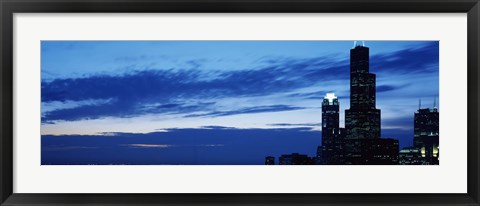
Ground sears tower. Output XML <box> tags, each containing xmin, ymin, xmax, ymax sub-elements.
<box><xmin>345</xmin><ymin>43</ymin><xmax>381</xmax><ymax>139</ymax></box>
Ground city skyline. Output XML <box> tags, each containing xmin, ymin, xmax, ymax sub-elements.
<box><xmin>41</xmin><ymin>41</ymin><xmax>439</xmax><ymax>165</ymax></box>
<box><xmin>273</xmin><ymin>43</ymin><xmax>437</xmax><ymax>165</ymax></box>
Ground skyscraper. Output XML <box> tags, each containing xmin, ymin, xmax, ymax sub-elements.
<box><xmin>413</xmin><ymin>104</ymin><xmax>439</xmax><ymax>165</ymax></box>
<box><xmin>345</xmin><ymin>44</ymin><xmax>381</xmax><ymax>139</ymax></box>
<box><xmin>322</xmin><ymin>93</ymin><xmax>340</xmax><ymax>137</ymax></box>
<box><xmin>343</xmin><ymin>42</ymin><xmax>398</xmax><ymax>165</ymax></box>
<box><xmin>319</xmin><ymin>93</ymin><xmax>345</xmax><ymax>164</ymax></box>
<box><xmin>277</xmin><ymin>42</ymin><xmax>403</xmax><ymax>165</ymax></box>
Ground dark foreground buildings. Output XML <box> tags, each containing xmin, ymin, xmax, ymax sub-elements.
<box><xmin>266</xmin><ymin>42</ymin><xmax>438</xmax><ymax>165</ymax></box>
<box><xmin>399</xmin><ymin>147</ymin><xmax>423</xmax><ymax>165</ymax></box>
<box><xmin>265</xmin><ymin>156</ymin><xmax>275</xmax><ymax>165</ymax></box>
<box><xmin>278</xmin><ymin>153</ymin><xmax>313</xmax><ymax>165</ymax></box>
<box><xmin>399</xmin><ymin>103</ymin><xmax>439</xmax><ymax>165</ymax></box>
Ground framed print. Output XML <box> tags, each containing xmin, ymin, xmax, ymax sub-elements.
<box><xmin>1</xmin><ymin>0</ymin><xmax>479</xmax><ymax>205</ymax></box>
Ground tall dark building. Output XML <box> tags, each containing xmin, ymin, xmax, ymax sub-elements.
<box><xmin>272</xmin><ymin>42</ymin><xmax>403</xmax><ymax>165</ymax></box>
<box><xmin>322</xmin><ymin>93</ymin><xmax>340</xmax><ymax>137</ymax></box>
<box><xmin>343</xmin><ymin>43</ymin><xmax>398</xmax><ymax>165</ymax></box>
<box><xmin>345</xmin><ymin>44</ymin><xmax>381</xmax><ymax>139</ymax></box>
<box><xmin>319</xmin><ymin>93</ymin><xmax>345</xmax><ymax>164</ymax></box>
<box><xmin>413</xmin><ymin>104</ymin><xmax>439</xmax><ymax>165</ymax></box>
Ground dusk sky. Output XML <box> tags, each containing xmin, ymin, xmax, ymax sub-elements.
<box><xmin>41</xmin><ymin>41</ymin><xmax>439</xmax><ymax>165</ymax></box>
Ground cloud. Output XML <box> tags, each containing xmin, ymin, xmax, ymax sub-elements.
<box><xmin>41</xmin><ymin>42</ymin><xmax>438</xmax><ymax>122</ymax></box>
<box><xmin>139</xmin><ymin>102</ymin><xmax>215</xmax><ymax>114</ymax></box>
<box><xmin>41</xmin><ymin>126</ymin><xmax>415</xmax><ymax>164</ymax></box>
<box><xmin>42</xmin><ymin>127</ymin><xmax>323</xmax><ymax>165</ymax></box>
<box><xmin>200</xmin><ymin>126</ymin><xmax>238</xmax><ymax>130</ymax></box>
<box><xmin>377</xmin><ymin>85</ymin><xmax>396</xmax><ymax>93</ymax></box>
<box><xmin>371</xmin><ymin>42</ymin><xmax>439</xmax><ymax>75</ymax></box>
<box><xmin>184</xmin><ymin>105</ymin><xmax>307</xmax><ymax>118</ymax></box>
<box><xmin>286</xmin><ymin>90</ymin><xmax>330</xmax><ymax>99</ymax></box>
<box><xmin>124</xmin><ymin>144</ymin><xmax>173</xmax><ymax>148</ymax></box>
<box><xmin>382</xmin><ymin>116</ymin><xmax>414</xmax><ymax>130</ymax></box>
<box><xmin>200</xmin><ymin>144</ymin><xmax>224</xmax><ymax>147</ymax></box>
<box><xmin>42</xmin><ymin>146</ymin><xmax>98</xmax><ymax>151</ymax></box>
<box><xmin>376</xmin><ymin>84</ymin><xmax>409</xmax><ymax>93</ymax></box>
<box><xmin>122</xmin><ymin>143</ymin><xmax>224</xmax><ymax>149</ymax></box>
<box><xmin>267</xmin><ymin>123</ymin><xmax>319</xmax><ymax>127</ymax></box>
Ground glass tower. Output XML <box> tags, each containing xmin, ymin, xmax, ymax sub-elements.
<box><xmin>320</xmin><ymin>93</ymin><xmax>345</xmax><ymax>164</ymax></box>
<box><xmin>413</xmin><ymin>106</ymin><xmax>439</xmax><ymax>164</ymax></box>
<box><xmin>345</xmin><ymin>45</ymin><xmax>381</xmax><ymax>139</ymax></box>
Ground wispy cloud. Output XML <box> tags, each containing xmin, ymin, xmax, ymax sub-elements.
<box><xmin>371</xmin><ymin>42</ymin><xmax>439</xmax><ymax>75</ymax></box>
<box><xmin>123</xmin><ymin>143</ymin><xmax>225</xmax><ymax>149</ymax></box>
<box><xmin>200</xmin><ymin>126</ymin><xmax>238</xmax><ymax>130</ymax></box>
<box><xmin>124</xmin><ymin>144</ymin><xmax>173</xmax><ymax>148</ymax></box>
<box><xmin>41</xmin><ymin>42</ymin><xmax>438</xmax><ymax>123</ymax></box>
<box><xmin>43</xmin><ymin>146</ymin><xmax>98</xmax><ymax>151</ymax></box>
<box><xmin>267</xmin><ymin>123</ymin><xmax>319</xmax><ymax>127</ymax></box>
<box><xmin>200</xmin><ymin>144</ymin><xmax>224</xmax><ymax>147</ymax></box>
<box><xmin>184</xmin><ymin>105</ymin><xmax>307</xmax><ymax>118</ymax></box>
<box><xmin>376</xmin><ymin>84</ymin><xmax>408</xmax><ymax>93</ymax></box>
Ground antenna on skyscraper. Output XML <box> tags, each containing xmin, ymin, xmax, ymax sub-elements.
<box><xmin>419</xmin><ymin>98</ymin><xmax>422</xmax><ymax>110</ymax></box>
<box><xmin>433</xmin><ymin>97</ymin><xmax>437</xmax><ymax>109</ymax></box>
<box><xmin>353</xmin><ymin>41</ymin><xmax>365</xmax><ymax>48</ymax></box>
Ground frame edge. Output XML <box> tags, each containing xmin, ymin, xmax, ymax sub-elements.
<box><xmin>0</xmin><ymin>0</ymin><xmax>14</xmax><ymax>205</ymax></box>
<box><xmin>1</xmin><ymin>0</ymin><xmax>480</xmax><ymax>205</ymax></box>
<box><xmin>468</xmin><ymin>1</ymin><xmax>480</xmax><ymax>204</ymax></box>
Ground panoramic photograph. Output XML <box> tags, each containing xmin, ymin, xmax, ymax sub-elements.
<box><xmin>41</xmin><ymin>41</ymin><xmax>439</xmax><ymax>165</ymax></box>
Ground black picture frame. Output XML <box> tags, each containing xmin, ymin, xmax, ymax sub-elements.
<box><xmin>1</xmin><ymin>0</ymin><xmax>479</xmax><ymax>205</ymax></box>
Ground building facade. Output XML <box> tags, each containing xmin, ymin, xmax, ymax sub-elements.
<box><xmin>399</xmin><ymin>147</ymin><xmax>423</xmax><ymax>165</ymax></box>
<box><xmin>343</xmin><ymin>44</ymin><xmax>398</xmax><ymax>165</ymax></box>
<box><xmin>319</xmin><ymin>93</ymin><xmax>345</xmax><ymax>164</ymax></box>
<box><xmin>413</xmin><ymin>106</ymin><xmax>439</xmax><ymax>165</ymax></box>
<box><xmin>345</xmin><ymin>45</ymin><xmax>381</xmax><ymax>140</ymax></box>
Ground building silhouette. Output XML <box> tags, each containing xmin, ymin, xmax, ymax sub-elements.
<box><xmin>399</xmin><ymin>102</ymin><xmax>439</xmax><ymax>165</ymax></box>
<box><xmin>317</xmin><ymin>93</ymin><xmax>345</xmax><ymax>164</ymax></box>
<box><xmin>345</xmin><ymin>44</ymin><xmax>381</xmax><ymax>140</ymax></box>
<box><xmin>265</xmin><ymin>156</ymin><xmax>275</xmax><ymax>165</ymax></box>
<box><xmin>279</xmin><ymin>153</ymin><xmax>313</xmax><ymax>165</ymax></box>
<box><xmin>399</xmin><ymin>147</ymin><xmax>423</xmax><ymax>165</ymax></box>
<box><xmin>343</xmin><ymin>139</ymin><xmax>399</xmax><ymax>165</ymax></box>
<box><xmin>413</xmin><ymin>102</ymin><xmax>439</xmax><ymax>165</ymax></box>
<box><xmin>358</xmin><ymin>138</ymin><xmax>399</xmax><ymax>165</ymax></box>
<box><xmin>343</xmin><ymin>43</ymin><xmax>399</xmax><ymax>165</ymax></box>
<box><xmin>267</xmin><ymin>42</ymin><xmax>438</xmax><ymax>165</ymax></box>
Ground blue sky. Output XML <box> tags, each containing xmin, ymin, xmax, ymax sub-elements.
<box><xmin>41</xmin><ymin>41</ymin><xmax>439</xmax><ymax>165</ymax></box>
